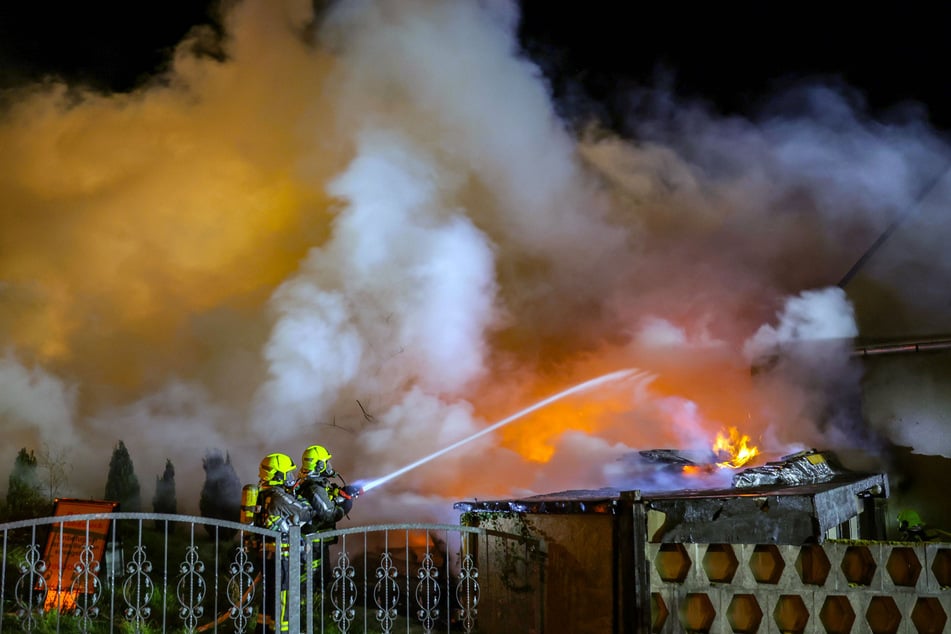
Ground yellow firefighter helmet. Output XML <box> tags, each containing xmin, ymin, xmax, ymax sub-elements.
<box><xmin>897</xmin><ymin>510</ymin><xmax>924</xmax><ymax>532</ymax></box>
<box><xmin>259</xmin><ymin>453</ymin><xmax>296</xmax><ymax>486</ymax></box>
<box><xmin>300</xmin><ymin>444</ymin><xmax>332</xmax><ymax>476</ymax></box>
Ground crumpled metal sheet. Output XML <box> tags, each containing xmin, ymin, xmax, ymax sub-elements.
<box><xmin>637</xmin><ymin>449</ymin><xmax>715</xmax><ymax>467</ymax></box>
<box><xmin>732</xmin><ymin>449</ymin><xmax>837</xmax><ymax>488</ymax></box>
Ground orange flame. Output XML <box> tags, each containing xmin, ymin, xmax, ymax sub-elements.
<box><xmin>713</xmin><ymin>426</ymin><xmax>759</xmax><ymax>469</ymax></box>
<box><xmin>681</xmin><ymin>465</ymin><xmax>707</xmax><ymax>477</ymax></box>
<box><xmin>498</xmin><ymin>386</ymin><xmax>631</xmax><ymax>463</ymax></box>
<box><xmin>407</xmin><ymin>532</ymin><xmax>434</xmax><ymax>549</ymax></box>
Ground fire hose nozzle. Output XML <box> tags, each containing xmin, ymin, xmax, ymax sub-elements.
<box><xmin>340</xmin><ymin>484</ymin><xmax>363</xmax><ymax>500</ymax></box>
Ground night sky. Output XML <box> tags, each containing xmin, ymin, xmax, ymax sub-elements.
<box><xmin>518</xmin><ymin>3</ymin><xmax>951</xmax><ymax>131</ymax></box>
<box><xmin>3</xmin><ymin>2</ymin><xmax>950</xmax><ymax>130</ymax></box>
<box><xmin>0</xmin><ymin>1</ymin><xmax>219</xmax><ymax>91</ymax></box>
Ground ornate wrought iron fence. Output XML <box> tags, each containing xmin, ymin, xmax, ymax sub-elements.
<box><xmin>0</xmin><ymin>513</ymin><xmax>545</xmax><ymax>633</ymax></box>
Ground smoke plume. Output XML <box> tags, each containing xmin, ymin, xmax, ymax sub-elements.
<box><xmin>1</xmin><ymin>0</ymin><xmax>949</xmax><ymax>521</ymax></box>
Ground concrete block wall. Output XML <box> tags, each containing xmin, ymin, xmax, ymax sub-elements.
<box><xmin>647</xmin><ymin>541</ymin><xmax>951</xmax><ymax>633</ymax></box>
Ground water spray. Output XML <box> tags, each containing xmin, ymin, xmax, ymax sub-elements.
<box><xmin>359</xmin><ymin>368</ymin><xmax>641</xmax><ymax>493</ymax></box>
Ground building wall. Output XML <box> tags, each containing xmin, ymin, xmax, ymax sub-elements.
<box><xmin>468</xmin><ymin>512</ymin><xmax>619</xmax><ymax>634</ymax></box>
<box><xmin>858</xmin><ymin>351</ymin><xmax>951</xmax><ymax>538</ymax></box>
<box><xmin>460</xmin><ymin>493</ymin><xmax>949</xmax><ymax>633</ymax></box>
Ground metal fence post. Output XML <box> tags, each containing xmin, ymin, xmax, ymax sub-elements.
<box><xmin>288</xmin><ymin>525</ymin><xmax>301</xmax><ymax>634</ymax></box>
<box><xmin>626</xmin><ymin>491</ymin><xmax>650</xmax><ymax>634</ymax></box>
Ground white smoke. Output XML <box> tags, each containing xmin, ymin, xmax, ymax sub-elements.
<box><xmin>253</xmin><ymin>130</ymin><xmax>500</xmax><ymax>447</ymax></box>
<box><xmin>0</xmin><ymin>353</ymin><xmax>79</xmax><ymax>478</ymax></box>
<box><xmin>86</xmin><ymin>380</ymin><xmax>241</xmax><ymax>503</ymax></box>
<box><xmin>740</xmin><ymin>287</ymin><xmax>865</xmax><ymax>450</ymax></box>
<box><xmin>744</xmin><ymin>287</ymin><xmax>859</xmax><ymax>365</ymax></box>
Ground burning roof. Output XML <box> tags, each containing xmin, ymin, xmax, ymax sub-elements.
<box><xmin>455</xmin><ymin>449</ymin><xmax>889</xmax><ymax>544</ymax></box>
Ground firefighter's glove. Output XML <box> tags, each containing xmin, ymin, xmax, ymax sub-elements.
<box><xmin>341</xmin><ymin>484</ymin><xmax>363</xmax><ymax>499</ymax></box>
<box><xmin>336</xmin><ymin>485</ymin><xmax>362</xmax><ymax>515</ymax></box>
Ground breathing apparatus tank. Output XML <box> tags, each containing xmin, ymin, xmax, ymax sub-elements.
<box><xmin>240</xmin><ymin>484</ymin><xmax>260</xmax><ymax>525</ymax></box>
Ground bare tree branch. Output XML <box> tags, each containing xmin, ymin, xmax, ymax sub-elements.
<box><xmin>316</xmin><ymin>415</ymin><xmax>355</xmax><ymax>435</ymax></box>
<box><xmin>36</xmin><ymin>443</ymin><xmax>72</xmax><ymax>501</ymax></box>
<box><xmin>356</xmin><ymin>400</ymin><xmax>375</xmax><ymax>423</ymax></box>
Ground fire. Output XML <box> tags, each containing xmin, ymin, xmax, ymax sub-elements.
<box><xmin>496</xmin><ymin>369</ymin><xmax>646</xmax><ymax>463</ymax></box>
<box><xmin>495</xmin><ymin>396</ymin><xmax>595</xmax><ymax>463</ymax></box>
<box><xmin>407</xmin><ymin>531</ymin><xmax>435</xmax><ymax>550</ymax></box>
<box><xmin>713</xmin><ymin>426</ymin><xmax>759</xmax><ymax>469</ymax></box>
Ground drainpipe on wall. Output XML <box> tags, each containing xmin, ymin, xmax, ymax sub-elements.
<box><xmin>852</xmin><ymin>338</ymin><xmax>951</xmax><ymax>356</ymax></box>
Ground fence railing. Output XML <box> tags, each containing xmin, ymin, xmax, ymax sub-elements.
<box><xmin>0</xmin><ymin>513</ymin><xmax>546</xmax><ymax>633</ymax></box>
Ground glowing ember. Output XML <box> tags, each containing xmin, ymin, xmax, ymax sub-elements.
<box><xmin>681</xmin><ymin>465</ymin><xmax>707</xmax><ymax>476</ymax></box>
<box><xmin>713</xmin><ymin>426</ymin><xmax>759</xmax><ymax>469</ymax></box>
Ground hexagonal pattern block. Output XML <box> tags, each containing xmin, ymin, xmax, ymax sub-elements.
<box><xmin>655</xmin><ymin>543</ymin><xmax>692</xmax><ymax>583</ymax></box>
<box><xmin>885</xmin><ymin>546</ymin><xmax>921</xmax><ymax>587</ymax></box>
<box><xmin>650</xmin><ymin>592</ymin><xmax>669</xmax><ymax>633</ymax></box>
<box><xmin>841</xmin><ymin>545</ymin><xmax>876</xmax><ymax>586</ymax></box>
<box><xmin>911</xmin><ymin>597</ymin><xmax>947</xmax><ymax>634</ymax></box>
<box><xmin>750</xmin><ymin>544</ymin><xmax>785</xmax><ymax>584</ymax></box>
<box><xmin>727</xmin><ymin>594</ymin><xmax>762</xmax><ymax>634</ymax></box>
<box><xmin>933</xmin><ymin>548</ymin><xmax>951</xmax><ymax>588</ymax></box>
<box><xmin>796</xmin><ymin>543</ymin><xmax>831</xmax><ymax>586</ymax></box>
<box><xmin>679</xmin><ymin>593</ymin><xmax>716</xmax><ymax>633</ymax></box>
<box><xmin>774</xmin><ymin>594</ymin><xmax>809</xmax><ymax>633</ymax></box>
<box><xmin>819</xmin><ymin>595</ymin><xmax>855</xmax><ymax>634</ymax></box>
<box><xmin>866</xmin><ymin>596</ymin><xmax>902</xmax><ymax>634</ymax></box>
<box><xmin>703</xmin><ymin>543</ymin><xmax>739</xmax><ymax>583</ymax></box>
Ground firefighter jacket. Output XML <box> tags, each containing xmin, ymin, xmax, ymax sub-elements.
<box><xmin>296</xmin><ymin>475</ymin><xmax>345</xmax><ymax>533</ymax></box>
<box><xmin>256</xmin><ymin>484</ymin><xmax>317</xmax><ymax>535</ymax></box>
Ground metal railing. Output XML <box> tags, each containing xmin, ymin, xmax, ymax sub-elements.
<box><xmin>0</xmin><ymin>513</ymin><xmax>546</xmax><ymax>633</ymax></box>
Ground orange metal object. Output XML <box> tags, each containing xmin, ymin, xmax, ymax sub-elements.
<box><xmin>40</xmin><ymin>498</ymin><xmax>119</xmax><ymax>612</ymax></box>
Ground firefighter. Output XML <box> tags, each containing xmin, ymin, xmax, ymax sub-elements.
<box><xmin>295</xmin><ymin>445</ymin><xmax>353</xmax><ymax>530</ymax></box>
<box><xmin>293</xmin><ymin>444</ymin><xmax>361</xmax><ymax>589</ymax></box>
<box><xmin>254</xmin><ymin>452</ymin><xmax>316</xmax><ymax>634</ymax></box>
<box><xmin>897</xmin><ymin>509</ymin><xmax>951</xmax><ymax>542</ymax></box>
<box><xmin>897</xmin><ymin>509</ymin><xmax>926</xmax><ymax>541</ymax></box>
